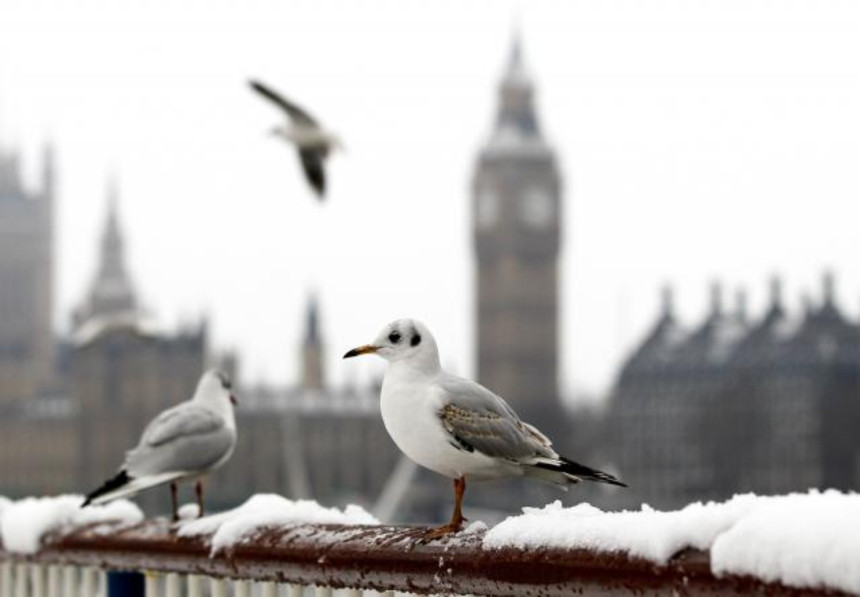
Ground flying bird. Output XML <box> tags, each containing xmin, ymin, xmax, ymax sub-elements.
<box><xmin>249</xmin><ymin>79</ymin><xmax>342</xmax><ymax>199</ymax></box>
<box><xmin>344</xmin><ymin>319</ymin><xmax>625</xmax><ymax>540</ymax></box>
<box><xmin>82</xmin><ymin>369</ymin><xmax>238</xmax><ymax>521</ymax></box>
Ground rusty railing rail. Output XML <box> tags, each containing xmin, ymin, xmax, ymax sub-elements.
<box><xmin>0</xmin><ymin>519</ymin><xmax>846</xmax><ymax>596</ymax></box>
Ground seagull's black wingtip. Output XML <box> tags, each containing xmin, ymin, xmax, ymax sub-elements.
<box><xmin>248</xmin><ymin>79</ymin><xmax>266</xmax><ymax>94</ymax></box>
<box><xmin>555</xmin><ymin>457</ymin><xmax>628</xmax><ymax>488</ymax></box>
<box><xmin>81</xmin><ymin>469</ymin><xmax>131</xmax><ymax>508</ymax></box>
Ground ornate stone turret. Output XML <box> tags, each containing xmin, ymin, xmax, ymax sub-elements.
<box><xmin>729</xmin><ymin>277</ymin><xmax>793</xmax><ymax>366</ymax></box>
<box><xmin>619</xmin><ymin>286</ymin><xmax>686</xmax><ymax>377</ymax></box>
<box><xmin>677</xmin><ymin>282</ymin><xmax>748</xmax><ymax>366</ymax></box>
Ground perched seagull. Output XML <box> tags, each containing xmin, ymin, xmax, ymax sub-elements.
<box><xmin>249</xmin><ymin>79</ymin><xmax>342</xmax><ymax>199</ymax></box>
<box><xmin>82</xmin><ymin>369</ymin><xmax>238</xmax><ymax>521</ymax></box>
<box><xmin>344</xmin><ymin>319</ymin><xmax>626</xmax><ymax>539</ymax></box>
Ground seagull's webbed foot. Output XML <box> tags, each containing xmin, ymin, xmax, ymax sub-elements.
<box><xmin>419</xmin><ymin>520</ymin><xmax>466</xmax><ymax>543</ymax></box>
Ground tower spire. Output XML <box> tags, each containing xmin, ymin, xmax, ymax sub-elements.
<box><xmin>73</xmin><ymin>177</ymin><xmax>138</xmax><ymax>329</ymax></box>
<box><xmin>761</xmin><ymin>274</ymin><xmax>786</xmax><ymax>325</ymax></box>
<box><xmin>769</xmin><ymin>275</ymin><xmax>784</xmax><ymax>310</ymax></box>
<box><xmin>507</xmin><ymin>29</ymin><xmax>525</xmax><ymax>80</ymax></box>
<box><xmin>660</xmin><ymin>284</ymin><xmax>675</xmax><ymax>321</ymax></box>
<box><xmin>41</xmin><ymin>142</ymin><xmax>55</xmax><ymax>202</ymax></box>
<box><xmin>304</xmin><ymin>295</ymin><xmax>320</xmax><ymax>345</ymax></box>
<box><xmin>735</xmin><ymin>288</ymin><xmax>748</xmax><ymax>324</ymax></box>
<box><xmin>709</xmin><ymin>280</ymin><xmax>724</xmax><ymax>318</ymax></box>
<box><xmin>492</xmin><ymin>32</ymin><xmax>541</xmax><ymax>143</ymax></box>
<box><xmin>99</xmin><ymin>177</ymin><xmax>127</xmax><ymax>284</ymax></box>
<box><xmin>300</xmin><ymin>294</ymin><xmax>324</xmax><ymax>390</ymax></box>
<box><xmin>822</xmin><ymin>270</ymin><xmax>835</xmax><ymax>307</ymax></box>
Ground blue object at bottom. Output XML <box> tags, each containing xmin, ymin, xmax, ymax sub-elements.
<box><xmin>106</xmin><ymin>570</ymin><xmax>145</xmax><ymax>597</ymax></box>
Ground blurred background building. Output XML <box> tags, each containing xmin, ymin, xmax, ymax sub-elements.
<box><xmin>0</xmin><ymin>144</ymin><xmax>54</xmax><ymax>402</ymax></box>
<box><xmin>0</xmin><ymin>150</ymin><xmax>399</xmax><ymax>512</ymax></box>
<box><xmin>473</xmin><ymin>38</ymin><xmax>565</xmax><ymax>437</ymax></box>
<box><xmin>1</xmin><ymin>33</ymin><xmax>859</xmax><ymax>520</ymax></box>
<box><xmin>609</xmin><ymin>276</ymin><xmax>860</xmax><ymax>510</ymax></box>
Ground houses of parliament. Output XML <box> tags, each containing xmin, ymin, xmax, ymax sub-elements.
<box><xmin>0</xmin><ymin>39</ymin><xmax>568</xmax><ymax>518</ymax></box>
<box><xmin>2</xmin><ymin>37</ymin><xmax>858</xmax><ymax>518</ymax></box>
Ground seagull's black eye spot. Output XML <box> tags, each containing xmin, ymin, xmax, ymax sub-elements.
<box><xmin>411</xmin><ymin>333</ymin><xmax>422</xmax><ymax>347</ymax></box>
<box><xmin>217</xmin><ymin>372</ymin><xmax>232</xmax><ymax>390</ymax></box>
<box><xmin>388</xmin><ymin>331</ymin><xmax>402</xmax><ymax>344</ymax></box>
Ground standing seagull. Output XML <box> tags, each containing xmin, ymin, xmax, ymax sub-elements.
<box><xmin>82</xmin><ymin>369</ymin><xmax>238</xmax><ymax>521</ymax></box>
<box><xmin>249</xmin><ymin>79</ymin><xmax>341</xmax><ymax>199</ymax></box>
<box><xmin>344</xmin><ymin>319</ymin><xmax>625</xmax><ymax>539</ymax></box>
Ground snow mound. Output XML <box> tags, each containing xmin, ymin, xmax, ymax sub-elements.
<box><xmin>462</xmin><ymin>521</ymin><xmax>489</xmax><ymax>535</ymax></box>
<box><xmin>0</xmin><ymin>497</ymin><xmax>11</xmax><ymax>518</ymax></box>
<box><xmin>177</xmin><ymin>503</ymin><xmax>201</xmax><ymax>521</ymax></box>
<box><xmin>711</xmin><ymin>491</ymin><xmax>860</xmax><ymax>594</ymax></box>
<box><xmin>0</xmin><ymin>495</ymin><xmax>143</xmax><ymax>554</ymax></box>
<box><xmin>484</xmin><ymin>496</ymin><xmax>758</xmax><ymax>564</ymax></box>
<box><xmin>484</xmin><ymin>490</ymin><xmax>860</xmax><ymax>594</ymax></box>
<box><xmin>178</xmin><ymin>493</ymin><xmax>377</xmax><ymax>554</ymax></box>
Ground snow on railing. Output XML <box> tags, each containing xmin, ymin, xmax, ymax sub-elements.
<box><xmin>1</xmin><ymin>491</ymin><xmax>858</xmax><ymax>596</ymax></box>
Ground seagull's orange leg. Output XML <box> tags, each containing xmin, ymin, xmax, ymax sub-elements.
<box><xmin>195</xmin><ymin>479</ymin><xmax>205</xmax><ymax>518</ymax></box>
<box><xmin>170</xmin><ymin>482</ymin><xmax>179</xmax><ymax>523</ymax></box>
<box><xmin>423</xmin><ymin>476</ymin><xmax>467</xmax><ymax>541</ymax></box>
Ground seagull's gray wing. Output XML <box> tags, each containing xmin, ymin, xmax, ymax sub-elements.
<box><xmin>125</xmin><ymin>403</ymin><xmax>235</xmax><ymax>477</ymax></box>
<box><xmin>436</xmin><ymin>375</ymin><xmax>556</xmax><ymax>462</ymax></box>
<box><xmin>249</xmin><ymin>80</ymin><xmax>319</xmax><ymax>127</ymax></box>
<box><xmin>299</xmin><ymin>147</ymin><xmax>326</xmax><ymax>197</ymax></box>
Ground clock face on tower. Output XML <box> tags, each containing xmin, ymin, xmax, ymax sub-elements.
<box><xmin>477</xmin><ymin>188</ymin><xmax>499</xmax><ymax>229</ymax></box>
<box><xmin>519</xmin><ymin>186</ymin><xmax>554</xmax><ymax>229</ymax></box>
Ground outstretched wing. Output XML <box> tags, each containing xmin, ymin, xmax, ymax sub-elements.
<box><xmin>435</xmin><ymin>375</ymin><xmax>556</xmax><ymax>462</ymax></box>
<box><xmin>249</xmin><ymin>79</ymin><xmax>318</xmax><ymax>126</ymax></box>
<box><xmin>299</xmin><ymin>148</ymin><xmax>326</xmax><ymax>197</ymax></box>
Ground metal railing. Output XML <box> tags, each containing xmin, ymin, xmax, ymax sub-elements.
<box><xmin>0</xmin><ymin>519</ymin><xmax>840</xmax><ymax>596</ymax></box>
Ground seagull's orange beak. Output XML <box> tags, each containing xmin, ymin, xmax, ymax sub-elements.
<box><xmin>343</xmin><ymin>345</ymin><xmax>378</xmax><ymax>359</ymax></box>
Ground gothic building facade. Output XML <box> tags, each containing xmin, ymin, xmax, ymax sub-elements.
<box><xmin>608</xmin><ymin>275</ymin><xmax>860</xmax><ymax>510</ymax></box>
<box><xmin>0</xmin><ymin>143</ymin><xmax>54</xmax><ymax>402</ymax></box>
<box><xmin>0</xmin><ymin>182</ymin><xmax>207</xmax><ymax>505</ymax></box>
<box><xmin>0</xmin><ymin>180</ymin><xmax>397</xmax><ymax>513</ymax></box>
<box><xmin>66</xmin><ymin>190</ymin><xmax>207</xmax><ymax>498</ymax></box>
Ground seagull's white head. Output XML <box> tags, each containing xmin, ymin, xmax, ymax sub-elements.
<box><xmin>194</xmin><ymin>368</ymin><xmax>238</xmax><ymax>411</ymax></box>
<box><xmin>343</xmin><ymin>319</ymin><xmax>440</xmax><ymax>371</ymax></box>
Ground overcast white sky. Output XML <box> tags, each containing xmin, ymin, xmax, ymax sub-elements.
<box><xmin>2</xmin><ymin>0</ymin><xmax>860</xmax><ymax>404</ymax></box>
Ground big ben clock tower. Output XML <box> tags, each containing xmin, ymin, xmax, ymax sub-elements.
<box><xmin>473</xmin><ymin>37</ymin><xmax>565</xmax><ymax>431</ymax></box>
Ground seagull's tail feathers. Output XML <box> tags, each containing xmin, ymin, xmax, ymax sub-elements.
<box><xmin>82</xmin><ymin>470</ymin><xmax>184</xmax><ymax>508</ymax></box>
<box><xmin>526</xmin><ymin>456</ymin><xmax>627</xmax><ymax>488</ymax></box>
